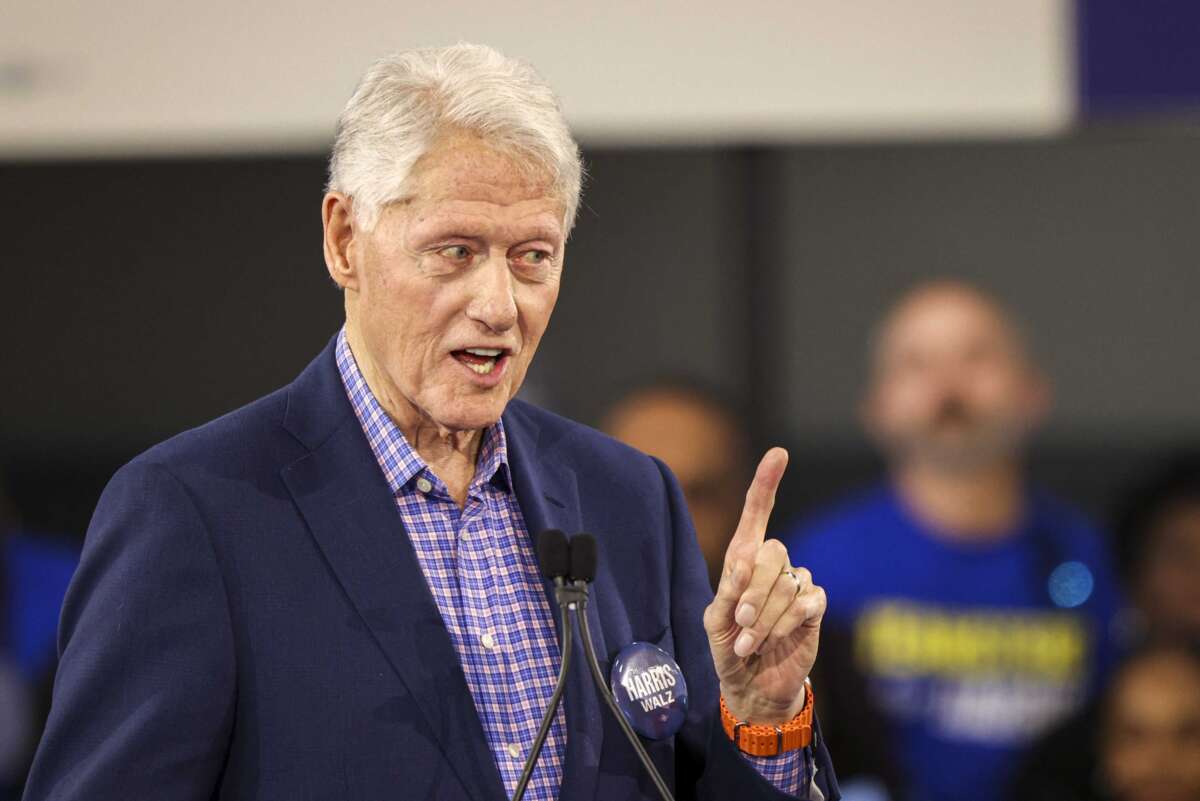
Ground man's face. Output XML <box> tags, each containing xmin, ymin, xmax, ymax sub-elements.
<box><xmin>605</xmin><ymin>392</ymin><xmax>747</xmax><ymax>590</ymax></box>
<box><xmin>1138</xmin><ymin>501</ymin><xmax>1200</xmax><ymax>639</ymax></box>
<box><xmin>863</xmin><ymin>287</ymin><xmax>1048</xmax><ymax>472</ymax></box>
<box><xmin>329</xmin><ymin>131</ymin><xmax>566</xmax><ymax>433</ymax></box>
<box><xmin>1103</xmin><ymin>652</ymin><xmax>1200</xmax><ymax>801</ymax></box>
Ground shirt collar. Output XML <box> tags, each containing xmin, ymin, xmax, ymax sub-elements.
<box><xmin>334</xmin><ymin>328</ymin><xmax>511</xmax><ymax>496</ymax></box>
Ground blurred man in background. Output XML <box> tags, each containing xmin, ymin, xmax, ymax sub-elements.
<box><xmin>781</xmin><ymin>280</ymin><xmax>1122</xmax><ymax>801</ymax></box>
<box><xmin>603</xmin><ymin>380</ymin><xmax>751</xmax><ymax>590</ymax></box>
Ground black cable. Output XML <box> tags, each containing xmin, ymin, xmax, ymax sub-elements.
<box><xmin>575</xmin><ymin>586</ymin><xmax>675</xmax><ymax>801</ymax></box>
<box><xmin>512</xmin><ymin>584</ymin><xmax>575</xmax><ymax>801</ymax></box>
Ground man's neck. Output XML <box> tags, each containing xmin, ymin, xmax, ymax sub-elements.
<box><xmin>344</xmin><ymin>324</ymin><xmax>482</xmax><ymax>507</ymax></box>
<box><xmin>406</xmin><ymin>426</ymin><xmax>483</xmax><ymax>508</ymax></box>
<box><xmin>894</xmin><ymin>460</ymin><xmax>1025</xmax><ymax>542</ymax></box>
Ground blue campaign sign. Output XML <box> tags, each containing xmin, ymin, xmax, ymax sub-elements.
<box><xmin>1079</xmin><ymin>0</ymin><xmax>1200</xmax><ymax>116</ymax></box>
<box><xmin>610</xmin><ymin>641</ymin><xmax>689</xmax><ymax>740</ymax></box>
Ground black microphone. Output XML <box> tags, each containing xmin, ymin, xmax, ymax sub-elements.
<box><xmin>568</xmin><ymin>532</ymin><xmax>596</xmax><ymax>583</ymax></box>
<box><xmin>537</xmin><ymin>528</ymin><xmax>570</xmax><ymax>580</ymax></box>
<box><xmin>513</xmin><ymin>530</ymin><xmax>575</xmax><ymax>801</ymax></box>
<box><xmin>570</xmin><ymin>533</ymin><xmax>675</xmax><ymax>801</ymax></box>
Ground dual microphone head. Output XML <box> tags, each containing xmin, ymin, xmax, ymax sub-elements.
<box><xmin>536</xmin><ymin>529</ymin><xmax>596</xmax><ymax>583</ymax></box>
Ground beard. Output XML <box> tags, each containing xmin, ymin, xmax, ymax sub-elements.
<box><xmin>885</xmin><ymin>395</ymin><xmax>1028</xmax><ymax>473</ymax></box>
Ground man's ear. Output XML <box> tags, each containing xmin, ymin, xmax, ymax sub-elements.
<box><xmin>322</xmin><ymin>192</ymin><xmax>360</xmax><ymax>291</ymax></box>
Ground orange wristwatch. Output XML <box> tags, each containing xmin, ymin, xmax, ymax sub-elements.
<box><xmin>720</xmin><ymin>681</ymin><xmax>814</xmax><ymax>756</ymax></box>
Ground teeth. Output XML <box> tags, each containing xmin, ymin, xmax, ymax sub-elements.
<box><xmin>466</xmin><ymin>359</ymin><xmax>497</xmax><ymax>375</ymax></box>
<box><xmin>465</xmin><ymin>348</ymin><xmax>503</xmax><ymax>357</ymax></box>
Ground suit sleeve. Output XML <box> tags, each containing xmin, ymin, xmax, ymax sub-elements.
<box><xmin>23</xmin><ymin>460</ymin><xmax>236</xmax><ymax>801</ymax></box>
<box><xmin>649</xmin><ymin>457</ymin><xmax>840</xmax><ymax>801</ymax></box>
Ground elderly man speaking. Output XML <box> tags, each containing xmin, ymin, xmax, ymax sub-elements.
<box><xmin>24</xmin><ymin>45</ymin><xmax>835</xmax><ymax>801</ymax></box>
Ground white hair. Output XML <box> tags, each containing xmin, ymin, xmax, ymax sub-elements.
<box><xmin>327</xmin><ymin>43</ymin><xmax>583</xmax><ymax>232</ymax></box>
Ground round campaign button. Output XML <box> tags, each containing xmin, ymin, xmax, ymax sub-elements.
<box><xmin>610</xmin><ymin>641</ymin><xmax>689</xmax><ymax>740</ymax></box>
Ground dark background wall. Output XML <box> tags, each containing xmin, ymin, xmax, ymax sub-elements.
<box><xmin>3</xmin><ymin>131</ymin><xmax>1199</xmax><ymax>537</ymax></box>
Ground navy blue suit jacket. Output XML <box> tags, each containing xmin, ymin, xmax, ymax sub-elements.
<box><xmin>25</xmin><ymin>338</ymin><xmax>838</xmax><ymax>801</ymax></box>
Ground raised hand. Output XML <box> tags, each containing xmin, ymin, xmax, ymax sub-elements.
<box><xmin>702</xmin><ymin>447</ymin><xmax>826</xmax><ymax>724</ymax></box>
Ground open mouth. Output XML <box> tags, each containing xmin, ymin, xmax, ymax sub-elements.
<box><xmin>451</xmin><ymin>347</ymin><xmax>510</xmax><ymax>377</ymax></box>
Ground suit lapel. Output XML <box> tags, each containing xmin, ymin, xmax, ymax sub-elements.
<box><xmin>280</xmin><ymin>341</ymin><xmax>506</xmax><ymax>801</ymax></box>
<box><xmin>505</xmin><ymin>403</ymin><xmax>607</xmax><ymax>801</ymax></box>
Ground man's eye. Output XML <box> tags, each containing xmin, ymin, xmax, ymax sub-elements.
<box><xmin>518</xmin><ymin>250</ymin><xmax>549</xmax><ymax>266</ymax></box>
<box><xmin>438</xmin><ymin>245</ymin><xmax>472</xmax><ymax>261</ymax></box>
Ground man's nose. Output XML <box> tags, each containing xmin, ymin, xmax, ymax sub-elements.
<box><xmin>928</xmin><ymin>363</ymin><xmax>965</xmax><ymax>395</ymax></box>
<box><xmin>466</xmin><ymin>252</ymin><xmax>518</xmax><ymax>332</ymax></box>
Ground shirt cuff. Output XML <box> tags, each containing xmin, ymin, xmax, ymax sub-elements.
<box><xmin>741</xmin><ymin>748</ymin><xmax>823</xmax><ymax>799</ymax></box>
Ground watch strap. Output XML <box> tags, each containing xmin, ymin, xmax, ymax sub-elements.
<box><xmin>720</xmin><ymin>681</ymin><xmax>814</xmax><ymax>757</ymax></box>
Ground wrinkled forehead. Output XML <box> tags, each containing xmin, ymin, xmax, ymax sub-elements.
<box><xmin>404</xmin><ymin>130</ymin><xmax>564</xmax><ymax>217</ymax></box>
<box><xmin>873</xmin><ymin>286</ymin><xmax>1028</xmax><ymax>367</ymax></box>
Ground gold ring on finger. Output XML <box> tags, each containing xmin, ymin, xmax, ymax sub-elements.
<box><xmin>781</xmin><ymin>567</ymin><xmax>803</xmax><ymax>595</ymax></box>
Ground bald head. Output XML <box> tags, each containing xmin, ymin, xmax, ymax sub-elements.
<box><xmin>873</xmin><ymin>282</ymin><xmax>1030</xmax><ymax>371</ymax></box>
<box><xmin>863</xmin><ymin>281</ymin><xmax>1049</xmax><ymax>473</ymax></box>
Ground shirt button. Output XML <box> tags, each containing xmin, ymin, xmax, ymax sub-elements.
<box><xmin>507</xmin><ymin>742</ymin><xmax>521</xmax><ymax>760</ymax></box>
<box><xmin>481</xmin><ymin>632</ymin><xmax>497</xmax><ymax>650</ymax></box>
<box><xmin>415</xmin><ymin>477</ymin><xmax>433</xmax><ymax>494</ymax></box>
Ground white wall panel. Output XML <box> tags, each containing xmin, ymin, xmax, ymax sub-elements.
<box><xmin>1</xmin><ymin>1</ymin><xmax>1073</xmax><ymax>156</ymax></box>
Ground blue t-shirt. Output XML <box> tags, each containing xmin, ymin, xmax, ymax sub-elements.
<box><xmin>3</xmin><ymin>532</ymin><xmax>79</xmax><ymax>681</ymax></box>
<box><xmin>782</xmin><ymin>485</ymin><xmax>1121</xmax><ymax>801</ymax></box>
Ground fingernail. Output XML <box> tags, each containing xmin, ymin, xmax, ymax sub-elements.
<box><xmin>734</xmin><ymin>631</ymin><xmax>755</xmax><ymax>658</ymax></box>
<box><xmin>735</xmin><ymin>603</ymin><xmax>757</xmax><ymax>627</ymax></box>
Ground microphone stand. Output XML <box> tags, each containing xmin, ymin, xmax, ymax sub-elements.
<box><xmin>512</xmin><ymin>577</ymin><xmax>582</xmax><ymax>801</ymax></box>
<box><xmin>574</xmin><ymin>580</ymin><xmax>676</xmax><ymax>801</ymax></box>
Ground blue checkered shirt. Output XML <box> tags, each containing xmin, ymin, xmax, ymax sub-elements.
<box><xmin>336</xmin><ymin>330</ymin><xmax>808</xmax><ymax>799</ymax></box>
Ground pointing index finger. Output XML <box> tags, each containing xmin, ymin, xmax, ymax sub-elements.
<box><xmin>729</xmin><ymin>447</ymin><xmax>789</xmax><ymax>555</ymax></box>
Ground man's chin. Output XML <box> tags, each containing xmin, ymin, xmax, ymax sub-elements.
<box><xmin>431</xmin><ymin>398</ymin><xmax>511</xmax><ymax>434</ymax></box>
<box><xmin>916</xmin><ymin>440</ymin><xmax>1018</xmax><ymax>472</ymax></box>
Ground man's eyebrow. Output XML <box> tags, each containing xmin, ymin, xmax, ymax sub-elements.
<box><xmin>407</xmin><ymin>213</ymin><xmax>564</xmax><ymax>245</ymax></box>
<box><xmin>409</xmin><ymin>219</ymin><xmax>488</xmax><ymax>242</ymax></box>
<box><xmin>517</xmin><ymin>224</ymin><xmax>565</xmax><ymax>244</ymax></box>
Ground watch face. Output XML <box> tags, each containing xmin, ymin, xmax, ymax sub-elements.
<box><xmin>610</xmin><ymin>641</ymin><xmax>689</xmax><ymax>740</ymax></box>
